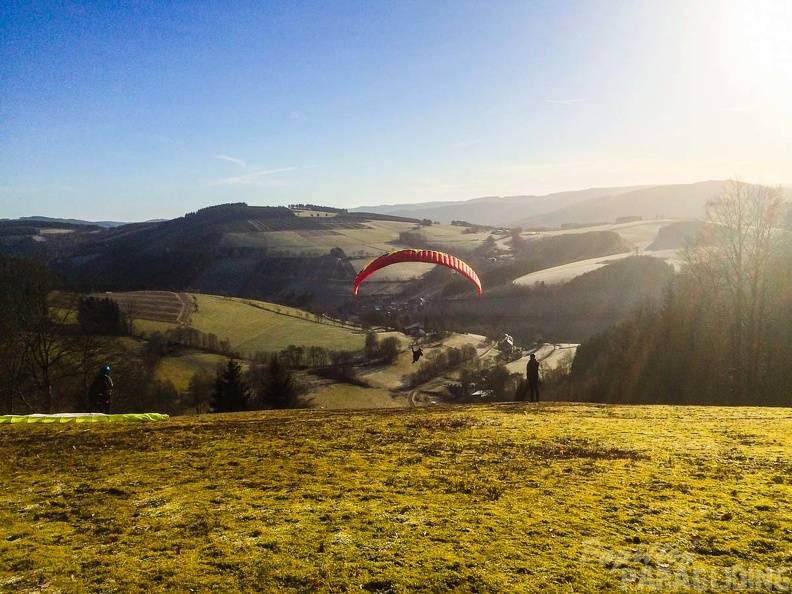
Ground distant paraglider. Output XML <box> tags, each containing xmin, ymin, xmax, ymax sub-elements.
<box><xmin>353</xmin><ymin>249</ymin><xmax>482</xmax><ymax>295</ymax></box>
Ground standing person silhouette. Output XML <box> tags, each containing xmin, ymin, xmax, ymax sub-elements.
<box><xmin>89</xmin><ymin>365</ymin><xmax>114</xmax><ymax>414</ymax></box>
<box><xmin>410</xmin><ymin>345</ymin><xmax>423</xmax><ymax>364</ymax></box>
<box><xmin>526</xmin><ymin>354</ymin><xmax>540</xmax><ymax>402</ymax></box>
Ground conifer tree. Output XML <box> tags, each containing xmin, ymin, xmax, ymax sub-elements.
<box><xmin>211</xmin><ymin>358</ymin><xmax>250</xmax><ymax>412</ymax></box>
<box><xmin>261</xmin><ymin>354</ymin><xmax>303</xmax><ymax>409</ymax></box>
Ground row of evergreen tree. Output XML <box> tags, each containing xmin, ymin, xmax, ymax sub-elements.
<box><xmin>210</xmin><ymin>357</ymin><xmax>305</xmax><ymax>412</ymax></box>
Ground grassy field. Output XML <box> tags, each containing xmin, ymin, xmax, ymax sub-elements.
<box><xmin>135</xmin><ymin>294</ymin><xmax>369</xmax><ymax>357</ymax></box>
<box><xmin>308</xmin><ymin>334</ymin><xmax>487</xmax><ymax>410</ymax></box>
<box><xmin>192</xmin><ymin>294</ymin><xmax>363</xmax><ymax>356</ymax></box>
<box><xmin>3</xmin><ymin>403</ymin><xmax>791</xmax><ymax>593</ymax></box>
<box><xmin>540</xmin><ymin>220</ymin><xmax>682</xmax><ymax>249</ymax></box>
<box><xmin>220</xmin><ymin>221</ymin><xmax>416</xmax><ymax>258</ymax></box>
<box><xmin>154</xmin><ymin>352</ymin><xmax>230</xmax><ymax>392</ymax></box>
<box><xmin>513</xmin><ymin>220</ymin><xmax>688</xmax><ymax>286</ymax></box>
<box><xmin>512</xmin><ymin>249</ymin><xmax>686</xmax><ymax>286</ymax></box>
<box><xmin>108</xmin><ymin>291</ymin><xmax>396</xmax><ymax>402</ymax></box>
<box><xmin>103</xmin><ymin>291</ymin><xmax>484</xmax><ymax>408</ymax></box>
<box><xmin>217</xmin><ymin>220</ymin><xmax>498</xmax><ymax>259</ymax></box>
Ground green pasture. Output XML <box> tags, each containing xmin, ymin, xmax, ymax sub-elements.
<box><xmin>154</xmin><ymin>352</ymin><xmax>229</xmax><ymax>392</ymax></box>
<box><xmin>220</xmin><ymin>221</ymin><xmax>418</xmax><ymax>258</ymax></box>
<box><xmin>130</xmin><ymin>319</ymin><xmax>178</xmax><ymax>337</ymax></box>
<box><xmin>190</xmin><ymin>294</ymin><xmax>366</xmax><ymax>356</ymax></box>
<box><xmin>308</xmin><ymin>383</ymin><xmax>407</xmax><ymax>410</ymax></box>
<box><xmin>419</xmin><ymin>225</ymin><xmax>498</xmax><ymax>253</ymax></box>
<box><xmin>136</xmin><ymin>294</ymin><xmax>367</xmax><ymax>357</ymax></box>
<box><xmin>217</xmin><ymin>221</ymin><xmax>498</xmax><ymax>259</ymax></box>
<box><xmin>3</xmin><ymin>403</ymin><xmax>791</xmax><ymax>593</ymax></box>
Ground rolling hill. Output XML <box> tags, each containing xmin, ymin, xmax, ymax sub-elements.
<box><xmin>354</xmin><ymin>180</ymin><xmax>792</xmax><ymax>230</ymax></box>
<box><xmin>100</xmin><ymin>290</ymin><xmax>376</xmax><ymax>356</ymax></box>
<box><xmin>350</xmin><ymin>185</ymin><xmax>653</xmax><ymax>226</ymax></box>
<box><xmin>2</xmin><ymin>182</ymin><xmax>747</xmax><ymax>345</ymax></box>
<box><xmin>100</xmin><ymin>290</ymin><xmax>501</xmax><ymax>410</ymax></box>
<box><xmin>514</xmin><ymin>180</ymin><xmax>727</xmax><ymax>228</ymax></box>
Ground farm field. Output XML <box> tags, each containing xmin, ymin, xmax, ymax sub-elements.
<box><xmin>539</xmin><ymin>219</ymin><xmax>686</xmax><ymax>248</ymax></box>
<box><xmin>125</xmin><ymin>293</ymin><xmax>372</xmax><ymax>356</ymax></box>
<box><xmin>358</xmin><ymin>334</ymin><xmax>489</xmax><ymax>388</ymax></box>
<box><xmin>153</xmin><ymin>352</ymin><xmax>229</xmax><ymax>392</ymax></box>
<box><xmin>349</xmin><ymin>260</ymin><xmax>438</xmax><ymax>281</ymax></box>
<box><xmin>100</xmin><ymin>291</ymin><xmax>502</xmax><ymax>411</ymax></box>
<box><xmin>2</xmin><ymin>403</ymin><xmax>791</xmax><ymax>593</ymax></box>
<box><xmin>219</xmin><ymin>220</ymin><xmax>415</xmax><ymax>258</ymax></box>
<box><xmin>505</xmin><ymin>344</ymin><xmax>578</xmax><ymax>376</ymax></box>
<box><xmin>310</xmin><ymin>334</ymin><xmax>489</xmax><ymax>409</ymax></box>
<box><xmin>190</xmin><ymin>294</ymin><xmax>365</xmax><ymax>356</ymax></box>
<box><xmin>417</xmin><ymin>225</ymin><xmax>496</xmax><ymax>253</ymax></box>
<box><xmin>309</xmin><ymin>383</ymin><xmax>407</xmax><ymax>410</ymax></box>
<box><xmin>512</xmin><ymin>248</ymin><xmax>685</xmax><ymax>287</ymax></box>
<box><xmin>218</xmin><ymin>220</ymin><xmax>496</xmax><ymax>260</ymax></box>
<box><xmin>103</xmin><ymin>291</ymin><xmax>191</xmax><ymax>324</ymax></box>
<box><xmin>511</xmin><ymin>219</ymin><xmax>691</xmax><ymax>286</ymax></box>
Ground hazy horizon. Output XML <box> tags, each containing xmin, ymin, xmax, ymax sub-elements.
<box><xmin>2</xmin><ymin>1</ymin><xmax>791</xmax><ymax>221</ymax></box>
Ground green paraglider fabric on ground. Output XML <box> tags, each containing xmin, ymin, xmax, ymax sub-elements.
<box><xmin>0</xmin><ymin>413</ymin><xmax>169</xmax><ymax>424</ymax></box>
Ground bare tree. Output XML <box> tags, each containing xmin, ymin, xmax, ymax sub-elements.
<box><xmin>187</xmin><ymin>367</ymin><xmax>215</xmax><ymax>415</ymax></box>
<box><xmin>22</xmin><ymin>291</ymin><xmax>81</xmax><ymax>413</ymax></box>
<box><xmin>683</xmin><ymin>180</ymin><xmax>784</xmax><ymax>402</ymax></box>
<box><xmin>0</xmin><ymin>307</ymin><xmax>30</xmax><ymax>414</ymax></box>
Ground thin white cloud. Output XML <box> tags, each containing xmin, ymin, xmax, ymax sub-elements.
<box><xmin>216</xmin><ymin>166</ymin><xmax>305</xmax><ymax>187</ymax></box>
<box><xmin>543</xmin><ymin>98</ymin><xmax>587</xmax><ymax>105</ymax></box>
<box><xmin>215</xmin><ymin>154</ymin><xmax>247</xmax><ymax>167</ymax></box>
<box><xmin>290</xmin><ymin>111</ymin><xmax>308</xmax><ymax>120</ymax></box>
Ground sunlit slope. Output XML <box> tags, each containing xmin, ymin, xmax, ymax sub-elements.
<box><xmin>540</xmin><ymin>218</ymin><xmax>685</xmax><ymax>247</ymax></box>
<box><xmin>218</xmin><ymin>220</ymin><xmax>494</xmax><ymax>259</ymax></box>
<box><xmin>513</xmin><ymin>250</ymin><xmax>683</xmax><ymax>286</ymax></box>
<box><xmin>188</xmin><ymin>294</ymin><xmax>366</xmax><ymax>356</ymax></box>
<box><xmin>220</xmin><ymin>220</ymin><xmax>409</xmax><ymax>256</ymax></box>
<box><xmin>42</xmin><ymin>206</ymin><xmax>700</xmax><ymax>301</ymax></box>
<box><xmin>154</xmin><ymin>352</ymin><xmax>229</xmax><ymax>391</ymax></box>
<box><xmin>513</xmin><ymin>219</ymin><xmax>692</xmax><ymax>286</ymax></box>
<box><xmin>113</xmin><ymin>291</ymin><xmax>368</xmax><ymax>356</ymax></box>
<box><xmin>514</xmin><ymin>181</ymin><xmax>725</xmax><ymax>228</ymax></box>
<box><xmin>201</xmin><ymin>218</ymin><xmax>497</xmax><ymax>299</ymax></box>
<box><xmin>4</xmin><ymin>404</ymin><xmax>792</xmax><ymax>592</ymax></box>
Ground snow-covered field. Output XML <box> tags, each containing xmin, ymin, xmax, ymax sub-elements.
<box><xmin>505</xmin><ymin>343</ymin><xmax>578</xmax><ymax>375</ymax></box>
<box><xmin>513</xmin><ymin>219</ymin><xmax>690</xmax><ymax>286</ymax></box>
<box><xmin>513</xmin><ymin>248</ymin><xmax>684</xmax><ymax>286</ymax></box>
<box><xmin>539</xmin><ymin>219</ymin><xmax>682</xmax><ymax>247</ymax></box>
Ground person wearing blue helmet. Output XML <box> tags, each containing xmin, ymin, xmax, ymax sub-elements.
<box><xmin>89</xmin><ymin>365</ymin><xmax>114</xmax><ymax>414</ymax></box>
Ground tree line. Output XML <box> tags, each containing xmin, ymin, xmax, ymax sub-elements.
<box><xmin>0</xmin><ymin>266</ymin><xmax>410</xmax><ymax>415</ymax></box>
<box><xmin>0</xmin><ymin>257</ymin><xmax>182</xmax><ymax>414</ymax></box>
<box><xmin>568</xmin><ymin>181</ymin><xmax>792</xmax><ymax>405</ymax></box>
<box><xmin>195</xmin><ymin>332</ymin><xmax>406</xmax><ymax>413</ymax></box>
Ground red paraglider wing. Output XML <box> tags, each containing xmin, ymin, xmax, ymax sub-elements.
<box><xmin>353</xmin><ymin>249</ymin><xmax>482</xmax><ymax>295</ymax></box>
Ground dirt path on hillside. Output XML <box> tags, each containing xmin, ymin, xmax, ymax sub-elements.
<box><xmin>176</xmin><ymin>292</ymin><xmax>194</xmax><ymax>324</ymax></box>
<box><xmin>505</xmin><ymin>343</ymin><xmax>578</xmax><ymax>376</ymax></box>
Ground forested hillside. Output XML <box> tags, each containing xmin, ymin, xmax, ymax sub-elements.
<box><xmin>568</xmin><ymin>182</ymin><xmax>792</xmax><ymax>406</ymax></box>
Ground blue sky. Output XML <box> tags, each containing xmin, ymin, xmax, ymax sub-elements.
<box><xmin>2</xmin><ymin>1</ymin><xmax>791</xmax><ymax>222</ymax></box>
